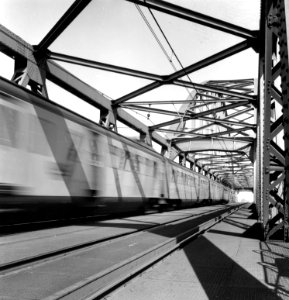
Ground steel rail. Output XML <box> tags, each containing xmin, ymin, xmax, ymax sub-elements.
<box><xmin>71</xmin><ymin>204</ymin><xmax>245</xmax><ymax>300</ymax></box>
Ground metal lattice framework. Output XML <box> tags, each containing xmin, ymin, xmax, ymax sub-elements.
<box><xmin>256</xmin><ymin>0</ymin><xmax>289</xmax><ymax>241</ymax></box>
<box><xmin>0</xmin><ymin>0</ymin><xmax>289</xmax><ymax>240</ymax></box>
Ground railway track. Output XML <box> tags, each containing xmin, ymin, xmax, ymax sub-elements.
<box><xmin>0</xmin><ymin>212</ymin><xmax>110</xmax><ymax>235</ymax></box>
<box><xmin>0</xmin><ymin>204</ymin><xmax>244</xmax><ymax>300</ymax></box>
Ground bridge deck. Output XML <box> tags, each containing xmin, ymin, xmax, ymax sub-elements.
<box><xmin>107</xmin><ymin>204</ymin><xmax>289</xmax><ymax>300</ymax></box>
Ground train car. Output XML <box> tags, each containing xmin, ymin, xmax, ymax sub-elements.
<box><xmin>0</xmin><ymin>82</ymin><xmax>234</xmax><ymax>213</ymax></box>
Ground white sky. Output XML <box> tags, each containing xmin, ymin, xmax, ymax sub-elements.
<box><xmin>0</xmin><ymin>0</ymin><xmax>261</xmax><ymax>128</ymax></box>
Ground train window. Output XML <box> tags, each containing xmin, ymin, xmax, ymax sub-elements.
<box><xmin>144</xmin><ymin>158</ymin><xmax>151</xmax><ymax>176</ymax></box>
<box><xmin>171</xmin><ymin>169</ymin><xmax>176</xmax><ymax>182</ymax></box>
<box><xmin>174</xmin><ymin>170</ymin><xmax>178</xmax><ymax>182</ymax></box>
<box><xmin>90</xmin><ymin>132</ymin><xmax>100</xmax><ymax>165</ymax></box>
<box><xmin>133</xmin><ymin>154</ymin><xmax>140</xmax><ymax>173</ymax></box>
<box><xmin>0</xmin><ymin>105</ymin><xmax>18</xmax><ymax>147</ymax></box>
<box><xmin>109</xmin><ymin>143</ymin><xmax>119</xmax><ymax>156</ymax></box>
<box><xmin>108</xmin><ymin>143</ymin><xmax>120</xmax><ymax>168</ymax></box>
<box><xmin>137</xmin><ymin>154</ymin><xmax>146</xmax><ymax>174</ymax></box>
<box><xmin>153</xmin><ymin>161</ymin><xmax>157</xmax><ymax>177</ymax></box>
<box><xmin>66</xmin><ymin>131</ymin><xmax>83</xmax><ymax>162</ymax></box>
<box><xmin>179</xmin><ymin>172</ymin><xmax>183</xmax><ymax>184</ymax></box>
<box><xmin>29</xmin><ymin>116</ymin><xmax>51</xmax><ymax>155</ymax></box>
<box><xmin>119</xmin><ymin>149</ymin><xmax>130</xmax><ymax>171</ymax></box>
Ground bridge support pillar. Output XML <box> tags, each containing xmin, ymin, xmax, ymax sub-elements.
<box><xmin>258</xmin><ymin>0</ymin><xmax>289</xmax><ymax>241</ymax></box>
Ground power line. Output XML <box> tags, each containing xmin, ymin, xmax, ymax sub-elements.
<box><xmin>135</xmin><ymin>4</ymin><xmax>184</xmax><ymax>119</ymax></box>
<box><xmin>135</xmin><ymin>4</ymin><xmax>233</xmax><ymax>181</ymax></box>
<box><xmin>147</xmin><ymin>7</ymin><xmax>194</xmax><ymax>90</ymax></box>
<box><xmin>143</xmin><ymin>6</ymin><xmax>215</xmax><ymax>117</ymax></box>
<box><xmin>135</xmin><ymin>5</ymin><xmax>178</xmax><ymax>71</ymax></box>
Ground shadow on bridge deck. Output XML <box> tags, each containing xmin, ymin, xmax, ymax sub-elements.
<box><xmin>108</xmin><ymin>204</ymin><xmax>289</xmax><ymax>300</ymax></box>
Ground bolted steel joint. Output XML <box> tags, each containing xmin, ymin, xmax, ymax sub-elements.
<box><xmin>268</xmin><ymin>14</ymin><xmax>280</xmax><ymax>28</ymax></box>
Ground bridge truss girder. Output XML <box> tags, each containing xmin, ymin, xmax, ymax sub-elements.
<box><xmin>0</xmin><ymin>0</ymin><xmax>289</xmax><ymax>240</ymax></box>
<box><xmin>0</xmin><ymin>0</ymin><xmax>258</xmax><ymax>190</ymax></box>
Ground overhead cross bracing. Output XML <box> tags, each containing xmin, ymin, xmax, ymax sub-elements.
<box><xmin>0</xmin><ymin>0</ymin><xmax>289</xmax><ymax>241</ymax></box>
<box><xmin>134</xmin><ymin>79</ymin><xmax>256</xmax><ymax>190</ymax></box>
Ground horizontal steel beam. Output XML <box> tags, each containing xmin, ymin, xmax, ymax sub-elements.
<box><xmin>204</xmin><ymin>159</ymin><xmax>252</xmax><ymax>165</ymax></box>
<box><xmin>177</xmin><ymin>123</ymin><xmax>215</xmax><ymax>138</ymax></box>
<box><xmin>123</xmin><ymin>104</ymin><xmax>180</xmax><ymax>117</ymax></box>
<box><xmin>186</xmin><ymin>149</ymin><xmax>248</xmax><ymax>155</ymax></box>
<box><xmin>120</xmin><ymin>99</ymin><xmax>244</xmax><ymax>105</ymax></box>
<box><xmin>189</xmin><ymin>101</ymin><xmax>250</xmax><ymax>118</ymax></box>
<box><xmin>126</xmin><ymin>0</ymin><xmax>257</xmax><ymax>39</ymax></box>
<box><xmin>198</xmin><ymin>116</ymin><xmax>256</xmax><ymax>128</ymax></box>
<box><xmin>113</xmin><ymin>41</ymin><xmax>254</xmax><ymax>105</ymax></box>
<box><xmin>196</xmin><ymin>154</ymin><xmax>244</xmax><ymax>161</ymax></box>
<box><xmin>113</xmin><ymin>82</ymin><xmax>163</xmax><ymax>105</ymax></box>
<box><xmin>209</xmin><ymin>167</ymin><xmax>243</xmax><ymax>171</ymax></box>
<box><xmin>150</xmin><ymin>102</ymin><xmax>250</xmax><ymax>130</ymax></box>
<box><xmin>121</xmin><ymin>100</ymin><xmax>195</xmax><ymax>105</ymax></box>
<box><xmin>174</xmin><ymin>80</ymin><xmax>256</xmax><ymax>100</ymax></box>
<box><xmin>207</xmin><ymin>165</ymin><xmax>252</xmax><ymax>170</ymax></box>
<box><xmin>150</xmin><ymin>116</ymin><xmax>191</xmax><ymax>130</ymax></box>
<box><xmin>224</xmin><ymin>107</ymin><xmax>253</xmax><ymax>120</ymax></box>
<box><xmin>172</xmin><ymin>136</ymin><xmax>254</xmax><ymax>143</ymax></box>
<box><xmin>46</xmin><ymin>60</ymin><xmax>111</xmax><ymax>110</ymax></box>
<box><xmin>0</xmin><ymin>24</ymin><xmax>169</xmax><ymax>148</ymax></box>
<box><xmin>48</xmin><ymin>51</ymin><xmax>164</xmax><ymax>81</ymax></box>
<box><xmin>205</xmin><ymin>164</ymin><xmax>248</xmax><ymax>168</ymax></box>
<box><xmin>47</xmin><ymin>63</ymin><xmax>168</xmax><ymax>146</ymax></box>
<box><xmin>219</xmin><ymin>123</ymin><xmax>250</xmax><ymax>137</ymax></box>
<box><xmin>155</xmin><ymin>128</ymin><xmax>213</xmax><ymax>138</ymax></box>
<box><xmin>173</xmin><ymin>135</ymin><xmax>254</xmax><ymax>144</ymax></box>
<box><xmin>216</xmin><ymin>172</ymin><xmax>252</xmax><ymax>176</ymax></box>
<box><xmin>166</xmin><ymin>40</ymin><xmax>251</xmax><ymax>82</ymax></box>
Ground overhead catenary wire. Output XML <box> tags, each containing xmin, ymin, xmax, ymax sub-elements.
<box><xmin>137</xmin><ymin>5</ymin><xmax>227</xmax><ymax>141</ymax></box>
<box><xmin>135</xmin><ymin>4</ymin><xmax>186</xmax><ymax>119</ymax></box>
<box><xmin>147</xmin><ymin>7</ymin><xmax>195</xmax><ymax>92</ymax></box>
<box><xmin>146</xmin><ymin>6</ymin><xmax>217</xmax><ymax>114</ymax></box>
<box><xmin>138</xmin><ymin>5</ymin><xmax>220</xmax><ymax>125</ymax></box>
<box><xmin>134</xmin><ymin>4</ymin><xmax>178</xmax><ymax>72</ymax></box>
<box><xmin>135</xmin><ymin>4</ymin><xmax>243</xmax><ymax>184</ymax></box>
<box><xmin>130</xmin><ymin>108</ymin><xmax>171</xmax><ymax>140</ymax></box>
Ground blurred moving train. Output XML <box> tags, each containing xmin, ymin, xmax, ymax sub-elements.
<box><xmin>0</xmin><ymin>81</ymin><xmax>235</xmax><ymax>213</ymax></box>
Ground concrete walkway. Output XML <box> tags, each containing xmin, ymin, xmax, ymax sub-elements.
<box><xmin>106</xmin><ymin>205</ymin><xmax>289</xmax><ymax>300</ymax></box>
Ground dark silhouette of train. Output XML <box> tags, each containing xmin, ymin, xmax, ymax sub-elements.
<box><xmin>0</xmin><ymin>82</ymin><xmax>235</xmax><ymax>213</ymax></box>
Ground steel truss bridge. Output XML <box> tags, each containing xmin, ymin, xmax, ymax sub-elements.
<box><xmin>0</xmin><ymin>0</ymin><xmax>288</xmax><ymax>241</ymax></box>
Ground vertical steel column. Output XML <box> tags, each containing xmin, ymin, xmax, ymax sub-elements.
<box><xmin>254</xmin><ymin>134</ymin><xmax>261</xmax><ymax>219</ymax></box>
<box><xmin>278</xmin><ymin>0</ymin><xmax>289</xmax><ymax>241</ymax></box>
<box><xmin>258</xmin><ymin>0</ymin><xmax>289</xmax><ymax>241</ymax></box>
<box><xmin>259</xmin><ymin>0</ymin><xmax>272</xmax><ymax>236</ymax></box>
